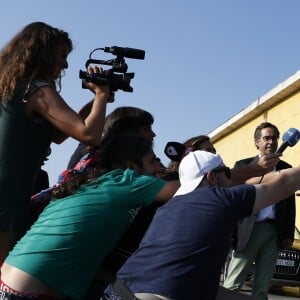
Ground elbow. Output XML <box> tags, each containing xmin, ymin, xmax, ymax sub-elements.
<box><xmin>79</xmin><ymin>135</ymin><xmax>100</xmax><ymax>146</ymax></box>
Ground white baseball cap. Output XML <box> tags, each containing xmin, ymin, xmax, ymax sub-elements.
<box><xmin>174</xmin><ymin>150</ymin><xmax>224</xmax><ymax>196</ymax></box>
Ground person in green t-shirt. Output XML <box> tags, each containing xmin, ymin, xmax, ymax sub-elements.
<box><xmin>0</xmin><ymin>134</ymin><xmax>179</xmax><ymax>300</ymax></box>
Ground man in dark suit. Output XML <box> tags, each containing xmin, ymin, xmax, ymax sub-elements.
<box><xmin>223</xmin><ymin>122</ymin><xmax>296</xmax><ymax>300</ymax></box>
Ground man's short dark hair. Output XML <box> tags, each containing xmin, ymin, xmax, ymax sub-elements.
<box><xmin>254</xmin><ymin>122</ymin><xmax>280</xmax><ymax>140</ymax></box>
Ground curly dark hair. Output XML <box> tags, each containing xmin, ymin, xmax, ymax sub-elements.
<box><xmin>51</xmin><ymin>134</ymin><xmax>153</xmax><ymax>199</ymax></box>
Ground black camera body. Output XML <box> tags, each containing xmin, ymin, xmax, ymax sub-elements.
<box><xmin>79</xmin><ymin>46</ymin><xmax>145</xmax><ymax>92</ymax></box>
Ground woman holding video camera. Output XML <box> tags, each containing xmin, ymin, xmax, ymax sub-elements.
<box><xmin>0</xmin><ymin>21</ymin><xmax>111</xmax><ymax>266</ymax></box>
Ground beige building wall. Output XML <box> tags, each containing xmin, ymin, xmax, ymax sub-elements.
<box><xmin>208</xmin><ymin>72</ymin><xmax>300</xmax><ymax>229</ymax></box>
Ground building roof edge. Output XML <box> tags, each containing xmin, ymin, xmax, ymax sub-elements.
<box><xmin>209</xmin><ymin>70</ymin><xmax>300</xmax><ymax>142</ymax></box>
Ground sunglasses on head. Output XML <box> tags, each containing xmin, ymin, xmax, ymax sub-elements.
<box><xmin>191</xmin><ymin>137</ymin><xmax>208</xmax><ymax>148</ymax></box>
<box><xmin>190</xmin><ymin>138</ymin><xmax>216</xmax><ymax>154</ymax></box>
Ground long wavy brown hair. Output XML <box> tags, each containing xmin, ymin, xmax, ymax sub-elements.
<box><xmin>51</xmin><ymin>134</ymin><xmax>153</xmax><ymax>199</ymax></box>
<box><xmin>0</xmin><ymin>22</ymin><xmax>73</xmax><ymax>99</ymax></box>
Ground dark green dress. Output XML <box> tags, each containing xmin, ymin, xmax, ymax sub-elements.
<box><xmin>0</xmin><ymin>80</ymin><xmax>55</xmax><ymax>234</ymax></box>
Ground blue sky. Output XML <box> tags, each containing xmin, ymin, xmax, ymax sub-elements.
<box><xmin>2</xmin><ymin>1</ymin><xmax>300</xmax><ymax>184</ymax></box>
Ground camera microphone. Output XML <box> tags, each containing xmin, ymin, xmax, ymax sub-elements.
<box><xmin>104</xmin><ymin>46</ymin><xmax>145</xmax><ymax>60</ymax></box>
<box><xmin>276</xmin><ymin>127</ymin><xmax>300</xmax><ymax>153</ymax></box>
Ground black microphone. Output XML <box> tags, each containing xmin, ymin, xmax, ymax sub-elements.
<box><xmin>276</xmin><ymin>127</ymin><xmax>300</xmax><ymax>153</ymax></box>
<box><xmin>104</xmin><ymin>46</ymin><xmax>145</xmax><ymax>60</ymax></box>
<box><xmin>164</xmin><ymin>142</ymin><xmax>187</xmax><ymax>162</ymax></box>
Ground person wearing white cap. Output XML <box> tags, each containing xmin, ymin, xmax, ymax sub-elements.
<box><xmin>173</xmin><ymin>150</ymin><xmax>227</xmax><ymax>196</ymax></box>
<box><xmin>104</xmin><ymin>149</ymin><xmax>300</xmax><ymax>300</ymax></box>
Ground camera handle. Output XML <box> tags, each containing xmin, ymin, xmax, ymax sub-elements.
<box><xmin>85</xmin><ymin>58</ymin><xmax>128</xmax><ymax>73</ymax></box>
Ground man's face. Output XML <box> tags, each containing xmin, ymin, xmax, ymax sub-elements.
<box><xmin>255</xmin><ymin>127</ymin><xmax>279</xmax><ymax>155</ymax></box>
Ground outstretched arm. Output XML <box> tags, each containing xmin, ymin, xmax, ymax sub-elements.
<box><xmin>154</xmin><ymin>181</ymin><xmax>180</xmax><ymax>202</ymax></box>
<box><xmin>253</xmin><ymin>166</ymin><xmax>300</xmax><ymax>212</ymax></box>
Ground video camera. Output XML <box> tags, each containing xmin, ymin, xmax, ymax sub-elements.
<box><xmin>79</xmin><ymin>46</ymin><xmax>145</xmax><ymax>92</ymax></box>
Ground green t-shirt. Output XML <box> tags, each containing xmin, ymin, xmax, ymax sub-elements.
<box><xmin>6</xmin><ymin>168</ymin><xmax>166</xmax><ymax>300</ymax></box>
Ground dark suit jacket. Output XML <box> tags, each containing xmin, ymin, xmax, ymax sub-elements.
<box><xmin>234</xmin><ymin>156</ymin><xmax>296</xmax><ymax>251</ymax></box>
